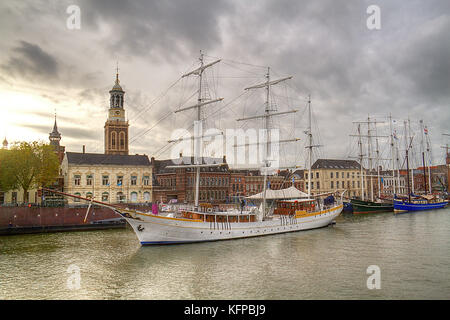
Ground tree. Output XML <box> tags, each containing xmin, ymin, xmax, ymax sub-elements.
<box><xmin>0</xmin><ymin>141</ymin><xmax>59</xmax><ymax>203</ymax></box>
<box><xmin>0</xmin><ymin>148</ymin><xmax>18</xmax><ymax>192</ymax></box>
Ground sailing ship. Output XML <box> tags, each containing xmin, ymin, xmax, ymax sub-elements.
<box><xmin>44</xmin><ymin>53</ymin><xmax>343</xmax><ymax>245</ymax></box>
<box><xmin>394</xmin><ymin>120</ymin><xmax>448</xmax><ymax>213</ymax></box>
<box><xmin>349</xmin><ymin>116</ymin><xmax>394</xmax><ymax>214</ymax></box>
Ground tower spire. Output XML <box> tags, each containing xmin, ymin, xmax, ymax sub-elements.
<box><xmin>116</xmin><ymin>61</ymin><xmax>120</xmax><ymax>84</ymax></box>
<box><xmin>49</xmin><ymin>113</ymin><xmax>61</xmax><ymax>147</ymax></box>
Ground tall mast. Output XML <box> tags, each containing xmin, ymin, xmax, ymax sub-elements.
<box><xmin>238</xmin><ymin>68</ymin><xmax>295</xmax><ymax>219</ymax></box>
<box><xmin>425</xmin><ymin>127</ymin><xmax>432</xmax><ymax>194</ymax></box>
<box><xmin>367</xmin><ymin>116</ymin><xmax>374</xmax><ymax>202</ymax></box>
<box><xmin>404</xmin><ymin>120</ymin><xmax>411</xmax><ymax>203</ymax></box>
<box><xmin>389</xmin><ymin>114</ymin><xmax>396</xmax><ymax>195</ymax></box>
<box><xmin>375</xmin><ymin>121</ymin><xmax>381</xmax><ymax>198</ymax></box>
<box><xmin>358</xmin><ymin>124</ymin><xmax>365</xmax><ymax>200</ymax></box>
<box><xmin>194</xmin><ymin>52</ymin><xmax>204</xmax><ymax>208</ymax></box>
<box><xmin>262</xmin><ymin>67</ymin><xmax>270</xmax><ymax>218</ymax></box>
<box><xmin>408</xmin><ymin>118</ymin><xmax>415</xmax><ymax>194</ymax></box>
<box><xmin>307</xmin><ymin>95</ymin><xmax>312</xmax><ymax>198</ymax></box>
<box><xmin>420</xmin><ymin>120</ymin><xmax>427</xmax><ymax>194</ymax></box>
<box><xmin>170</xmin><ymin>51</ymin><xmax>222</xmax><ymax>208</ymax></box>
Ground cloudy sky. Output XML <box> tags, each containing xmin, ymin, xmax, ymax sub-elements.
<box><xmin>1</xmin><ymin>0</ymin><xmax>449</xmax><ymax>168</ymax></box>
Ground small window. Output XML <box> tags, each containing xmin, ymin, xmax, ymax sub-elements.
<box><xmin>131</xmin><ymin>175</ymin><xmax>137</xmax><ymax>186</ymax></box>
<box><xmin>86</xmin><ymin>174</ymin><xmax>93</xmax><ymax>186</ymax></box>
<box><xmin>102</xmin><ymin>175</ymin><xmax>109</xmax><ymax>186</ymax></box>
<box><xmin>74</xmin><ymin>175</ymin><xmax>81</xmax><ymax>186</ymax></box>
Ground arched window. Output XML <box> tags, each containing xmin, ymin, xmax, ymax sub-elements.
<box><xmin>74</xmin><ymin>192</ymin><xmax>81</xmax><ymax>202</ymax></box>
<box><xmin>143</xmin><ymin>192</ymin><xmax>150</xmax><ymax>202</ymax></box>
<box><xmin>130</xmin><ymin>192</ymin><xmax>138</xmax><ymax>202</ymax></box>
<box><xmin>111</xmin><ymin>132</ymin><xmax>117</xmax><ymax>149</ymax></box>
<box><xmin>119</xmin><ymin>132</ymin><xmax>125</xmax><ymax>149</ymax></box>
<box><xmin>86</xmin><ymin>192</ymin><xmax>93</xmax><ymax>199</ymax></box>
<box><xmin>102</xmin><ymin>192</ymin><xmax>109</xmax><ymax>202</ymax></box>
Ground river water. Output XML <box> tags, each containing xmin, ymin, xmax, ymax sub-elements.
<box><xmin>1</xmin><ymin>207</ymin><xmax>450</xmax><ymax>300</ymax></box>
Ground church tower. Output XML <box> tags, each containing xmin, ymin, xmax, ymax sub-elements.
<box><xmin>104</xmin><ymin>69</ymin><xmax>129</xmax><ymax>155</ymax></box>
<box><xmin>49</xmin><ymin>114</ymin><xmax>65</xmax><ymax>163</ymax></box>
<box><xmin>49</xmin><ymin>115</ymin><xmax>61</xmax><ymax>147</ymax></box>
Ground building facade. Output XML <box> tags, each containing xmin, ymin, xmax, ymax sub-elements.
<box><xmin>61</xmin><ymin>152</ymin><xmax>152</xmax><ymax>204</ymax></box>
<box><xmin>152</xmin><ymin>156</ymin><xmax>231</xmax><ymax>204</ymax></box>
<box><xmin>308</xmin><ymin>159</ymin><xmax>367</xmax><ymax>198</ymax></box>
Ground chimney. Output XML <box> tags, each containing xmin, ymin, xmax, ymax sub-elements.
<box><xmin>82</xmin><ymin>145</ymin><xmax>85</xmax><ymax>154</ymax></box>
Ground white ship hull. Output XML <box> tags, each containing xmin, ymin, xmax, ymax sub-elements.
<box><xmin>123</xmin><ymin>204</ymin><xmax>343</xmax><ymax>245</ymax></box>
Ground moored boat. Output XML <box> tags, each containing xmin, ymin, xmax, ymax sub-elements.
<box><xmin>393</xmin><ymin>195</ymin><xmax>448</xmax><ymax>213</ymax></box>
<box><xmin>118</xmin><ymin>194</ymin><xmax>343</xmax><ymax>245</ymax></box>
<box><xmin>350</xmin><ymin>198</ymin><xmax>393</xmax><ymax>214</ymax></box>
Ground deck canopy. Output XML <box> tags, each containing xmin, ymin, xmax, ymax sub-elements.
<box><xmin>246</xmin><ymin>186</ymin><xmax>309</xmax><ymax>200</ymax></box>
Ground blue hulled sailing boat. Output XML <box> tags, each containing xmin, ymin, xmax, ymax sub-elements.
<box><xmin>393</xmin><ymin>120</ymin><xmax>448</xmax><ymax>213</ymax></box>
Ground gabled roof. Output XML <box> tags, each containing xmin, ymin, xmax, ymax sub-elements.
<box><xmin>312</xmin><ymin>159</ymin><xmax>362</xmax><ymax>170</ymax></box>
<box><xmin>66</xmin><ymin>152</ymin><xmax>151</xmax><ymax>166</ymax></box>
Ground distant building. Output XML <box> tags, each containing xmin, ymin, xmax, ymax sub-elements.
<box><xmin>380</xmin><ymin>171</ymin><xmax>407</xmax><ymax>196</ymax></box>
<box><xmin>308</xmin><ymin>159</ymin><xmax>367</xmax><ymax>198</ymax></box>
<box><xmin>61</xmin><ymin>152</ymin><xmax>152</xmax><ymax>204</ymax></box>
<box><xmin>151</xmin><ymin>155</ymin><xmax>230</xmax><ymax>204</ymax></box>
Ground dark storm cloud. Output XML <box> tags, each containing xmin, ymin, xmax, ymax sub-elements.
<box><xmin>1</xmin><ymin>41</ymin><xmax>59</xmax><ymax>81</ymax></box>
<box><xmin>77</xmin><ymin>0</ymin><xmax>234</xmax><ymax>61</ymax></box>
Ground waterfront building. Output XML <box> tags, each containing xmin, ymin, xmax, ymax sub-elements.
<box><xmin>380</xmin><ymin>171</ymin><xmax>407</xmax><ymax>196</ymax></box>
<box><xmin>308</xmin><ymin>159</ymin><xmax>367</xmax><ymax>198</ymax></box>
<box><xmin>151</xmin><ymin>155</ymin><xmax>230</xmax><ymax>204</ymax></box>
<box><xmin>61</xmin><ymin>152</ymin><xmax>152</xmax><ymax>204</ymax></box>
